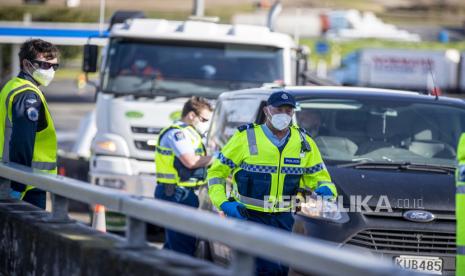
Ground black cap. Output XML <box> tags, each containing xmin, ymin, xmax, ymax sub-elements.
<box><xmin>267</xmin><ymin>91</ymin><xmax>296</xmax><ymax>108</ymax></box>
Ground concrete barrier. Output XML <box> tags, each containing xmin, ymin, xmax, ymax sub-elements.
<box><xmin>0</xmin><ymin>200</ymin><xmax>226</xmax><ymax>276</ymax></box>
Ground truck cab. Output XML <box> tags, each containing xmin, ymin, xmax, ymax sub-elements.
<box><xmin>82</xmin><ymin>13</ymin><xmax>305</xmax><ymax>230</ymax></box>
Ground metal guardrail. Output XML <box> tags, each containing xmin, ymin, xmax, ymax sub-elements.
<box><xmin>0</xmin><ymin>162</ymin><xmax>418</xmax><ymax>276</ymax></box>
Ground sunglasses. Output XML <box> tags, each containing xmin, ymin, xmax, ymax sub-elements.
<box><xmin>196</xmin><ymin>113</ymin><xmax>209</xmax><ymax>123</ymax></box>
<box><xmin>31</xmin><ymin>59</ymin><xmax>60</xmax><ymax>71</ymax></box>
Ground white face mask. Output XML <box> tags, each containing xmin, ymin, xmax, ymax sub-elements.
<box><xmin>269</xmin><ymin>112</ymin><xmax>292</xmax><ymax>131</ymax></box>
<box><xmin>26</xmin><ymin>60</ymin><xmax>55</xmax><ymax>87</ymax></box>
<box><xmin>33</xmin><ymin>67</ymin><xmax>55</xmax><ymax>86</ymax></box>
<box><xmin>194</xmin><ymin>121</ymin><xmax>210</xmax><ymax>135</ymax></box>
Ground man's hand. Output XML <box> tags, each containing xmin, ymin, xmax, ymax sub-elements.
<box><xmin>220</xmin><ymin>201</ymin><xmax>247</xmax><ymax>220</ymax></box>
<box><xmin>314</xmin><ymin>186</ymin><xmax>334</xmax><ymax>197</ymax></box>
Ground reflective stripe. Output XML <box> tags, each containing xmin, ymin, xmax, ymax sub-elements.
<box><xmin>155</xmin><ymin>146</ymin><xmax>173</xmax><ymax>156</ymax></box>
<box><xmin>305</xmin><ymin>163</ymin><xmax>325</xmax><ymax>174</ymax></box>
<box><xmin>240</xmin><ymin>162</ymin><xmax>277</xmax><ymax>173</ymax></box>
<box><xmin>218</xmin><ymin>153</ymin><xmax>236</xmax><ymax>169</ymax></box>
<box><xmin>457</xmin><ymin>185</ymin><xmax>465</xmax><ymax>194</ymax></box>
<box><xmin>281</xmin><ymin>166</ymin><xmax>304</xmax><ymax>175</ymax></box>
<box><xmin>317</xmin><ymin>181</ymin><xmax>333</xmax><ymax>188</ymax></box>
<box><xmin>208</xmin><ymin>177</ymin><xmax>225</xmax><ymax>187</ymax></box>
<box><xmin>179</xmin><ymin>179</ymin><xmax>205</xmax><ymax>187</ymax></box>
<box><xmin>156</xmin><ymin>173</ymin><xmax>176</xmax><ymax>179</ymax></box>
<box><xmin>458</xmin><ymin>246</ymin><xmax>465</xmax><ymax>255</ymax></box>
<box><xmin>31</xmin><ymin>161</ymin><xmax>56</xmax><ymax>170</ymax></box>
<box><xmin>2</xmin><ymin>126</ymin><xmax>11</xmax><ymax>162</ymax></box>
<box><xmin>236</xmin><ymin>193</ymin><xmax>266</xmax><ymax>207</ymax></box>
<box><xmin>458</xmin><ymin>165</ymin><xmax>465</xmax><ymax>182</ymax></box>
<box><xmin>2</xmin><ymin>84</ymin><xmax>32</xmax><ymax>162</ymax></box>
<box><xmin>235</xmin><ymin>193</ymin><xmax>292</xmax><ymax>210</ymax></box>
<box><xmin>246</xmin><ymin>128</ymin><xmax>258</xmax><ymax>155</ymax></box>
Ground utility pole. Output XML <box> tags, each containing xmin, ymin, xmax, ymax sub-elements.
<box><xmin>99</xmin><ymin>0</ymin><xmax>106</xmax><ymax>36</ymax></box>
<box><xmin>193</xmin><ymin>0</ymin><xmax>204</xmax><ymax>17</ymax></box>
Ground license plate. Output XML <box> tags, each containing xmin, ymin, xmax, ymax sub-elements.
<box><xmin>394</xmin><ymin>255</ymin><xmax>442</xmax><ymax>274</ymax></box>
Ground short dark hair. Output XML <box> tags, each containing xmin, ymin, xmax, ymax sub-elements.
<box><xmin>181</xmin><ymin>96</ymin><xmax>212</xmax><ymax>118</ymax></box>
<box><xmin>19</xmin><ymin>39</ymin><xmax>59</xmax><ymax>69</ymax></box>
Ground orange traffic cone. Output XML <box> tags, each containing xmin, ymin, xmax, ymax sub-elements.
<box><xmin>92</xmin><ymin>204</ymin><xmax>106</xmax><ymax>232</ymax></box>
<box><xmin>77</xmin><ymin>73</ymin><xmax>86</xmax><ymax>91</ymax></box>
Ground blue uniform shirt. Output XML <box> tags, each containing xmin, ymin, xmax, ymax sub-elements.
<box><xmin>261</xmin><ymin>124</ymin><xmax>290</xmax><ymax>148</ymax></box>
<box><xmin>159</xmin><ymin>122</ymin><xmax>197</xmax><ymax>157</ymax></box>
<box><xmin>159</xmin><ymin>122</ymin><xmax>206</xmax><ymax>181</ymax></box>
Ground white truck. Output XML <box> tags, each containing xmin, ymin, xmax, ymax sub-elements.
<box><xmin>330</xmin><ymin>48</ymin><xmax>462</xmax><ymax>93</ymax></box>
<box><xmin>77</xmin><ymin>11</ymin><xmax>320</xmax><ymax>230</ymax></box>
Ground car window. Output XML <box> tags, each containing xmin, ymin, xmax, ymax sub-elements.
<box><xmin>296</xmin><ymin>98</ymin><xmax>465</xmax><ymax>167</ymax></box>
<box><xmin>207</xmin><ymin>98</ymin><xmax>261</xmax><ymax>151</ymax></box>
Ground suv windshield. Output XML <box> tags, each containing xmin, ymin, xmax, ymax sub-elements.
<box><xmin>101</xmin><ymin>39</ymin><xmax>284</xmax><ymax>98</ymax></box>
<box><xmin>296</xmin><ymin>98</ymin><xmax>465</xmax><ymax>167</ymax></box>
<box><xmin>207</xmin><ymin>97</ymin><xmax>263</xmax><ymax>151</ymax></box>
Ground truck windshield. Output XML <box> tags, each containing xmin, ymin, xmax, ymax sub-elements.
<box><xmin>296</xmin><ymin>98</ymin><xmax>465</xmax><ymax>167</ymax></box>
<box><xmin>101</xmin><ymin>39</ymin><xmax>284</xmax><ymax>98</ymax></box>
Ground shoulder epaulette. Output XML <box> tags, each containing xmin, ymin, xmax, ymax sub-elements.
<box><xmin>237</xmin><ymin>123</ymin><xmax>255</xmax><ymax>132</ymax></box>
<box><xmin>300</xmin><ymin>126</ymin><xmax>312</xmax><ymax>138</ymax></box>
<box><xmin>296</xmin><ymin>126</ymin><xmax>311</xmax><ymax>152</ymax></box>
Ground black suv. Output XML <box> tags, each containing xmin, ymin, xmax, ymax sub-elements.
<box><xmin>203</xmin><ymin>86</ymin><xmax>463</xmax><ymax>275</ymax></box>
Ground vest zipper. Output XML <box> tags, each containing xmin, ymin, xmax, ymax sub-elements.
<box><xmin>274</xmin><ymin>149</ymin><xmax>282</xmax><ymax>212</ymax></box>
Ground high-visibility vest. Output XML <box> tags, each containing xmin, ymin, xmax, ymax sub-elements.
<box><xmin>154</xmin><ymin>122</ymin><xmax>206</xmax><ymax>187</ymax></box>
<box><xmin>207</xmin><ymin>123</ymin><xmax>337</xmax><ymax>213</ymax></box>
<box><xmin>0</xmin><ymin>77</ymin><xmax>57</xmax><ymax>199</ymax></box>
<box><xmin>456</xmin><ymin>134</ymin><xmax>465</xmax><ymax>275</ymax></box>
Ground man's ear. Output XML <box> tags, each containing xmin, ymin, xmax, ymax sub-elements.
<box><xmin>21</xmin><ymin>59</ymin><xmax>28</xmax><ymax>70</ymax></box>
<box><xmin>263</xmin><ymin>106</ymin><xmax>269</xmax><ymax>117</ymax></box>
<box><xmin>22</xmin><ymin>59</ymin><xmax>33</xmax><ymax>72</ymax></box>
<box><xmin>187</xmin><ymin>111</ymin><xmax>196</xmax><ymax>121</ymax></box>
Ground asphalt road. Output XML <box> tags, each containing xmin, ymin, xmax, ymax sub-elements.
<box><xmin>43</xmin><ymin>79</ymin><xmax>95</xmax><ymax>151</ymax></box>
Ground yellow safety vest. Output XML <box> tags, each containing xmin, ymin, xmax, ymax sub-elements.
<box><xmin>154</xmin><ymin>123</ymin><xmax>206</xmax><ymax>187</ymax></box>
<box><xmin>0</xmin><ymin>77</ymin><xmax>57</xmax><ymax>198</ymax></box>
<box><xmin>456</xmin><ymin>133</ymin><xmax>465</xmax><ymax>275</ymax></box>
<box><xmin>207</xmin><ymin>123</ymin><xmax>337</xmax><ymax>213</ymax></box>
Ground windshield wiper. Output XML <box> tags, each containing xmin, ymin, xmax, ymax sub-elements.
<box><xmin>129</xmin><ymin>87</ymin><xmax>181</xmax><ymax>99</ymax></box>
<box><xmin>338</xmin><ymin>161</ymin><xmax>456</xmax><ymax>174</ymax></box>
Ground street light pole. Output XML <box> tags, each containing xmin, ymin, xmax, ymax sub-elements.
<box><xmin>193</xmin><ymin>0</ymin><xmax>204</xmax><ymax>17</ymax></box>
<box><xmin>99</xmin><ymin>0</ymin><xmax>106</xmax><ymax>36</ymax></box>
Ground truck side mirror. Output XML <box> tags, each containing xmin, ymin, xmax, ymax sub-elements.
<box><xmin>82</xmin><ymin>44</ymin><xmax>99</xmax><ymax>73</ymax></box>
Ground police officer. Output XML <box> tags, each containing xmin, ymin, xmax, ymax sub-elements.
<box><xmin>0</xmin><ymin>39</ymin><xmax>59</xmax><ymax>209</ymax></box>
<box><xmin>207</xmin><ymin>91</ymin><xmax>337</xmax><ymax>275</ymax></box>
<box><xmin>456</xmin><ymin>134</ymin><xmax>465</xmax><ymax>276</ymax></box>
<box><xmin>154</xmin><ymin>96</ymin><xmax>214</xmax><ymax>256</ymax></box>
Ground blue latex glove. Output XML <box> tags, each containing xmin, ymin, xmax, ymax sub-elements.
<box><xmin>314</xmin><ymin>186</ymin><xmax>334</xmax><ymax>197</ymax></box>
<box><xmin>10</xmin><ymin>190</ymin><xmax>21</xmax><ymax>199</ymax></box>
<box><xmin>220</xmin><ymin>201</ymin><xmax>247</xmax><ymax>220</ymax></box>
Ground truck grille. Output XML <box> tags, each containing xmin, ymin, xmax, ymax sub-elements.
<box><xmin>131</xmin><ymin>126</ymin><xmax>162</xmax><ymax>134</ymax></box>
<box><xmin>347</xmin><ymin>229</ymin><xmax>456</xmax><ymax>255</ymax></box>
